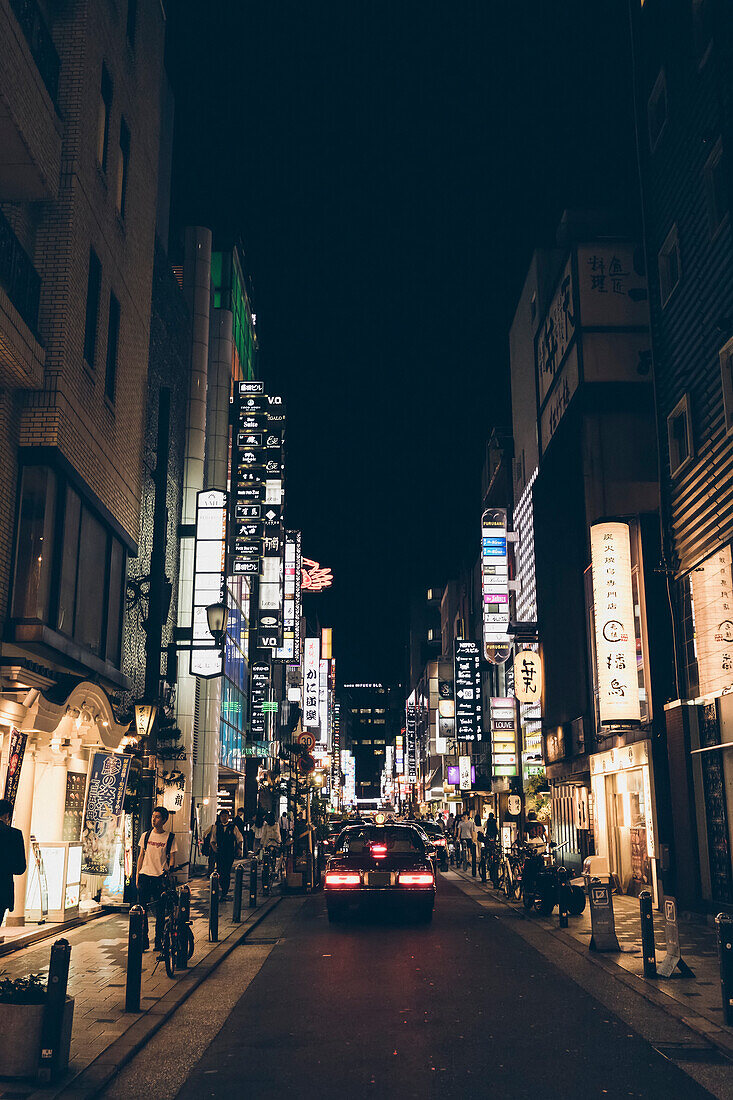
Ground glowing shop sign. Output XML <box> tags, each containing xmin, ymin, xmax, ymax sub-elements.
<box><xmin>482</xmin><ymin>508</ymin><xmax>511</xmax><ymax>665</ymax></box>
<box><xmin>304</xmin><ymin>637</ymin><xmax>321</xmax><ymax>729</ymax></box>
<box><xmin>590</xmin><ymin>522</ymin><xmax>640</xmax><ymax>724</ymax></box>
<box><xmin>302</xmin><ymin>557</ymin><xmax>333</xmax><ymax>592</ymax></box>
<box><xmin>191</xmin><ymin>489</ymin><xmax>226</xmax><ymax>678</ymax></box>
<box><xmin>513</xmin><ymin>649</ymin><xmax>542</xmax><ymax>706</ymax></box>
<box><xmin>491</xmin><ymin>697</ymin><xmax>518</xmax><ymax>778</ymax></box>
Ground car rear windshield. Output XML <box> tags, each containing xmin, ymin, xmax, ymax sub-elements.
<box><xmin>420</xmin><ymin>823</ymin><xmax>444</xmax><ymax>836</ymax></box>
<box><xmin>335</xmin><ymin>826</ymin><xmax>425</xmax><ymax>855</ymax></box>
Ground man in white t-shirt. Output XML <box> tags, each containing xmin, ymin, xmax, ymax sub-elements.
<box><xmin>136</xmin><ymin>806</ymin><xmax>177</xmax><ymax>951</ymax></box>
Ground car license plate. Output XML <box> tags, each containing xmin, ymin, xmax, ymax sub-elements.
<box><xmin>367</xmin><ymin>872</ymin><xmax>391</xmax><ymax>887</ymax></box>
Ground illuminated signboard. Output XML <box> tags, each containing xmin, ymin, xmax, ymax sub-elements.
<box><xmin>689</xmin><ymin>545</ymin><xmax>733</xmax><ymax>699</ymax></box>
<box><xmin>513</xmin><ymin>649</ymin><xmax>542</xmax><ymax>706</ymax></box>
<box><xmin>319</xmin><ymin>658</ymin><xmax>329</xmax><ymax>745</ymax></box>
<box><xmin>249</xmin><ymin>662</ymin><xmax>270</xmax><ymax>741</ymax></box>
<box><xmin>446</xmin><ymin>763</ymin><xmax>476</xmax><ymax>786</ymax></box>
<box><xmin>304</xmin><ymin>637</ymin><xmax>321</xmax><ymax>729</ymax></box>
<box><xmin>590</xmin><ymin>522</ymin><xmax>641</xmax><ymax>724</ymax></box>
<box><xmin>453</xmin><ymin>639</ymin><xmax>482</xmax><ymax>741</ymax></box>
<box><xmin>395</xmin><ymin>732</ymin><xmax>404</xmax><ymax>775</ymax></box>
<box><xmin>302</xmin><ymin>557</ymin><xmax>333</xmax><ymax>592</ymax></box>
<box><xmin>276</xmin><ymin>530</ymin><xmax>302</xmax><ymax>660</ymax></box>
<box><xmin>491</xmin><ymin>697</ymin><xmax>518</xmax><ymax>777</ymax></box>
<box><xmin>482</xmin><ymin>508</ymin><xmax>512</xmax><ymax>665</ymax></box>
<box><xmin>459</xmin><ymin>755</ymin><xmax>472</xmax><ymax>791</ymax></box>
<box><xmin>191</xmin><ymin>489</ymin><xmax>227</xmax><ymax>677</ymax></box>
<box><xmin>406</xmin><ymin>705</ymin><xmax>418</xmax><ymax>782</ymax></box>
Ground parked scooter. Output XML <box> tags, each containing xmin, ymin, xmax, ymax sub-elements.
<box><xmin>521</xmin><ymin>841</ymin><xmax>586</xmax><ymax>917</ymax></box>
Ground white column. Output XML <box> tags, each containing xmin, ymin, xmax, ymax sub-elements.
<box><xmin>6</xmin><ymin>746</ymin><xmax>36</xmax><ymax>927</ymax></box>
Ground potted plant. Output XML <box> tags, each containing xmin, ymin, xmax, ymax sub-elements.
<box><xmin>0</xmin><ymin>971</ymin><xmax>74</xmax><ymax>1079</ymax></box>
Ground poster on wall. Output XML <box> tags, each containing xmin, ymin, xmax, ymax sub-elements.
<box><xmin>3</xmin><ymin>727</ymin><xmax>27</xmax><ymax>812</ymax></box>
<box><xmin>81</xmin><ymin>751</ymin><xmax>131</xmax><ymax>875</ymax></box>
<box><xmin>590</xmin><ymin>521</ymin><xmax>641</xmax><ymax>724</ymax></box>
<box><xmin>62</xmin><ymin>772</ymin><xmax>87</xmax><ymax>841</ymax></box>
<box><xmin>690</xmin><ymin>544</ymin><xmax>733</xmax><ymax>698</ymax></box>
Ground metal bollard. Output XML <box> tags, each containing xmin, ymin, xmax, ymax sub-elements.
<box><xmin>558</xmin><ymin>867</ymin><xmax>569</xmax><ymax>929</ymax></box>
<box><xmin>249</xmin><ymin>859</ymin><xmax>258</xmax><ymax>907</ymax></box>
<box><xmin>209</xmin><ymin>871</ymin><xmax>220</xmax><ymax>942</ymax></box>
<box><xmin>37</xmin><ymin>938</ymin><xmax>71</xmax><ymax>1083</ymax></box>
<box><xmin>640</xmin><ymin>890</ymin><xmax>657</xmax><ymax>978</ymax></box>
<box><xmin>176</xmin><ymin>885</ymin><xmax>191</xmax><ymax>970</ymax></box>
<box><xmin>716</xmin><ymin>912</ymin><xmax>733</xmax><ymax>1025</ymax></box>
<box><xmin>233</xmin><ymin>864</ymin><xmax>244</xmax><ymax>923</ymax></box>
<box><xmin>125</xmin><ymin>905</ymin><xmax>145</xmax><ymax>1013</ymax></box>
<box><xmin>262</xmin><ymin>850</ymin><xmax>271</xmax><ymax>896</ymax></box>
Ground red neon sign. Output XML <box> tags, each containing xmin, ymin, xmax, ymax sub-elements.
<box><xmin>302</xmin><ymin>557</ymin><xmax>333</xmax><ymax>592</ymax></box>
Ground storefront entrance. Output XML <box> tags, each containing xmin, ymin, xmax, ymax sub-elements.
<box><xmin>590</xmin><ymin>740</ymin><xmax>659</xmax><ymax>906</ymax></box>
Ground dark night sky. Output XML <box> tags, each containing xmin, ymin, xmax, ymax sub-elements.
<box><xmin>165</xmin><ymin>1</ymin><xmax>638</xmax><ymax>686</ymax></box>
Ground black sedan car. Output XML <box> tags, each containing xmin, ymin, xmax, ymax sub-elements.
<box><xmin>417</xmin><ymin>821</ymin><xmax>449</xmax><ymax>871</ymax></box>
<box><xmin>324</xmin><ymin>823</ymin><xmax>436</xmax><ymax>923</ymax></box>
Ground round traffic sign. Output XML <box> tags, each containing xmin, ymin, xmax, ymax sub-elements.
<box><xmin>297</xmin><ymin>731</ymin><xmax>316</xmax><ymax>751</ymax></box>
<box><xmin>297</xmin><ymin>753</ymin><xmax>316</xmax><ymax>774</ymax></box>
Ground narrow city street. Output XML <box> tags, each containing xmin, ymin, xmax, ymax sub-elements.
<box><xmin>104</xmin><ymin>875</ymin><xmax>732</xmax><ymax>1100</ymax></box>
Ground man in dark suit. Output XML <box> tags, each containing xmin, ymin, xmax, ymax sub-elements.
<box><xmin>0</xmin><ymin>798</ymin><xmax>27</xmax><ymax>929</ymax></box>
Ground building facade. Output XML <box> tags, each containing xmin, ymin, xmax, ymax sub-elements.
<box><xmin>0</xmin><ymin>0</ymin><xmax>168</xmax><ymax>923</ymax></box>
<box><xmin>630</xmin><ymin>0</ymin><xmax>733</xmax><ymax>911</ymax></box>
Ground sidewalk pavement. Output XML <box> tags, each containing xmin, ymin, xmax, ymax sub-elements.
<box><xmin>0</xmin><ymin>865</ymin><xmax>282</xmax><ymax>1099</ymax></box>
<box><xmin>448</xmin><ymin>866</ymin><xmax>732</xmax><ymax>1057</ymax></box>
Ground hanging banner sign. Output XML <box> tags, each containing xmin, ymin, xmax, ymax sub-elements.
<box><xmin>590</xmin><ymin>522</ymin><xmax>641</xmax><ymax>724</ymax></box>
<box><xmin>319</xmin><ymin>658</ymin><xmax>329</xmax><ymax>745</ymax></box>
<box><xmin>406</xmin><ymin>705</ymin><xmax>418</xmax><ymax>783</ymax></box>
<box><xmin>459</xmin><ymin>755</ymin><xmax>472</xmax><ymax>791</ymax></box>
<box><xmin>276</xmin><ymin>531</ymin><xmax>302</xmax><ymax>660</ymax></box>
<box><xmin>249</xmin><ymin>662</ymin><xmax>270</xmax><ymax>741</ymax></box>
<box><xmin>453</xmin><ymin>639</ymin><xmax>483</xmax><ymax>741</ymax></box>
<box><xmin>3</xmin><ymin>727</ymin><xmax>27</xmax><ymax>812</ymax></box>
<box><xmin>304</xmin><ymin>638</ymin><xmax>321</xmax><ymax>728</ymax></box>
<box><xmin>81</xmin><ymin>751</ymin><xmax>131</xmax><ymax>875</ymax></box>
<box><xmin>482</xmin><ymin>508</ymin><xmax>512</xmax><ymax>665</ymax></box>
<box><xmin>513</xmin><ymin>649</ymin><xmax>543</xmax><ymax>706</ymax></box>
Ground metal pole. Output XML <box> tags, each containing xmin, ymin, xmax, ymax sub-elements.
<box><xmin>209</xmin><ymin>871</ymin><xmax>220</xmax><ymax>942</ymax></box>
<box><xmin>125</xmin><ymin>905</ymin><xmax>145</xmax><ymax>1012</ymax></box>
<box><xmin>557</xmin><ymin>866</ymin><xmax>569</xmax><ymax>928</ymax></box>
<box><xmin>640</xmin><ymin>890</ymin><xmax>657</xmax><ymax>978</ymax></box>
<box><xmin>716</xmin><ymin>913</ymin><xmax>733</xmax><ymax>1026</ymax></box>
<box><xmin>233</xmin><ymin>864</ymin><xmax>244</xmax><ymax>922</ymax></box>
<box><xmin>249</xmin><ymin>857</ymin><xmax>258</xmax><ymax>907</ymax></box>
<box><xmin>176</xmin><ymin>884</ymin><xmax>191</xmax><ymax>970</ymax></box>
<box><xmin>37</xmin><ymin>938</ymin><xmax>71</xmax><ymax>1083</ymax></box>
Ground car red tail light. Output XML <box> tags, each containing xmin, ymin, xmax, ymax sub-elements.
<box><xmin>325</xmin><ymin>872</ymin><xmax>360</xmax><ymax>886</ymax></box>
<box><xmin>398</xmin><ymin>871</ymin><xmax>435</xmax><ymax>886</ymax></box>
<box><xmin>435</xmin><ymin>838</ymin><xmax>447</xmax><ymax>846</ymax></box>
<box><xmin>371</xmin><ymin>844</ymin><xmax>388</xmax><ymax>858</ymax></box>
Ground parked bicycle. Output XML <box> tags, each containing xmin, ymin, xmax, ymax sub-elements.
<box><xmin>152</xmin><ymin>873</ymin><xmax>194</xmax><ymax>979</ymax></box>
<box><xmin>520</xmin><ymin>841</ymin><xmax>586</xmax><ymax>917</ymax></box>
<box><xmin>497</xmin><ymin>843</ymin><xmax>524</xmax><ymax>900</ymax></box>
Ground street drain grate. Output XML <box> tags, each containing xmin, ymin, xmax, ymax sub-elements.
<box><xmin>653</xmin><ymin>1043</ymin><xmax>731</xmax><ymax>1065</ymax></box>
<box><xmin>241</xmin><ymin>937</ymin><xmax>280</xmax><ymax>945</ymax></box>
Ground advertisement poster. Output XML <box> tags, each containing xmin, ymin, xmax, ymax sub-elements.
<box><xmin>81</xmin><ymin>751</ymin><xmax>131</xmax><ymax>875</ymax></box>
<box><xmin>3</xmin><ymin>727</ymin><xmax>27</xmax><ymax>811</ymax></box>
<box><xmin>62</xmin><ymin>772</ymin><xmax>87</xmax><ymax>841</ymax></box>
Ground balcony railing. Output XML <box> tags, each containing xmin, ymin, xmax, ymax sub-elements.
<box><xmin>0</xmin><ymin>208</ymin><xmax>41</xmax><ymax>335</ymax></box>
<box><xmin>9</xmin><ymin>0</ymin><xmax>60</xmax><ymax>104</ymax></box>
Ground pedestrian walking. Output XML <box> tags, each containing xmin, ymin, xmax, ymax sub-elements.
<box><xmin>204</xmin><ymin>809</ymin><xmax>237</xmax><ymax>900</ymax></box>
<box><xmin>0</xmin><ymin>798</ymin><xmax>26</xmax><ymax>931</ymax></box>
<box><xmin>136</xmin><ymin>806</ymin><xmax>177</xmax><ymax>951</ymax></box>
<box><xmin>458</xmin><ymin>812</ymin><xmax>474</xmax><ymax>871</ymax></box>
<box><xmin>484</xmin><ymin>812</ymin><xmax>499</xmax><ymax>843</ymax></box>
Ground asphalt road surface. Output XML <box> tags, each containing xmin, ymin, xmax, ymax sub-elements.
<box><xmin>171</xmin><ymin>875</ymin><xmax>724</xmax><ymax>1100</ymax></box>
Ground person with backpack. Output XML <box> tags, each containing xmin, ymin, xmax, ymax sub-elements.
<box><xmin>203</xmin><ymin>809</ymin><xmax>237</xmax><ymax>900</ymax></box>
<box><xmin>136</xmin><ymin>806</ymin><xmax>177</xmax><ymax>952</ymax></box>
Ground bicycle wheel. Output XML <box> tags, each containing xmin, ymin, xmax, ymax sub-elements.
<box><xmin>183</xmin><ymin>924</ymin><xmax>194</xmax><ymax>960</ymax></box>
<box><xmin>163</xmin><ymin>927</ymin><xmax>175</xmax><ymax>978</ymax></box>
<box><xmin>512</xmin><ymin>874</ymin><xmax>522</xmax><ymax>901</ymax></box>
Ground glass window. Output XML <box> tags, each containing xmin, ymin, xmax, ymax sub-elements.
<box><xmin>83</xmin><ymin>249</ymin><xmax>102</xmax><ymax>369</ymax></box>
<box><xmin>704</xmin><ymin>139</ymin><xmax>727</xmax><ymax>237</ymax></box>
<box><xmin>116</xmin><ymin>119</ymin><xmax>130</xmax><ymax>219</ymax></box>
<box><xmin>12</xmin><ymin>466</ymin><xmax>56</xmax><ymax>621</ymax></box>
<box><xmin>126</xmin><ymin>0</ymin><xmax>137</xmax><ymax>48</ymax></box>
<box><xmin>647</xmin><ymin>69</ymin><xmax>667</xmax><ymax>153</ymax></box>
<box><xmin>658</xmin><ymin>225</ymin><xmax>681</xmax><ymax>307</ymax></box>
<box><xmin>721</xmin><ymin>339</ymin><xmax>733</xmax><ymax>434</ymax></box>
<box><xmin>106</xmin><ymin>538</ymin><xmax>124</xmax><ymax>665</ymax></box>
<box><xmin>105</xmin><ymin>292</ymin><xmax>120</xmax><ymax>401</ymax></box>
<box><xmin>667</xmin><ymin>394</ymin><xmax>693</xmax><ymax>475</ymax></box>
<box><xmin>74</xmin><ymin>508</ymin><xmax>106</xmax><ymax>655</ymax></box>
<box><xmin>57</xmin><ymin>486</ymin><xmax>81</xmax><ymax>635</ymax></box>
<box><xmin>97</xmin><ymin>64</ymin><xmax>112</xmax><ymax>170</ymax></box>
